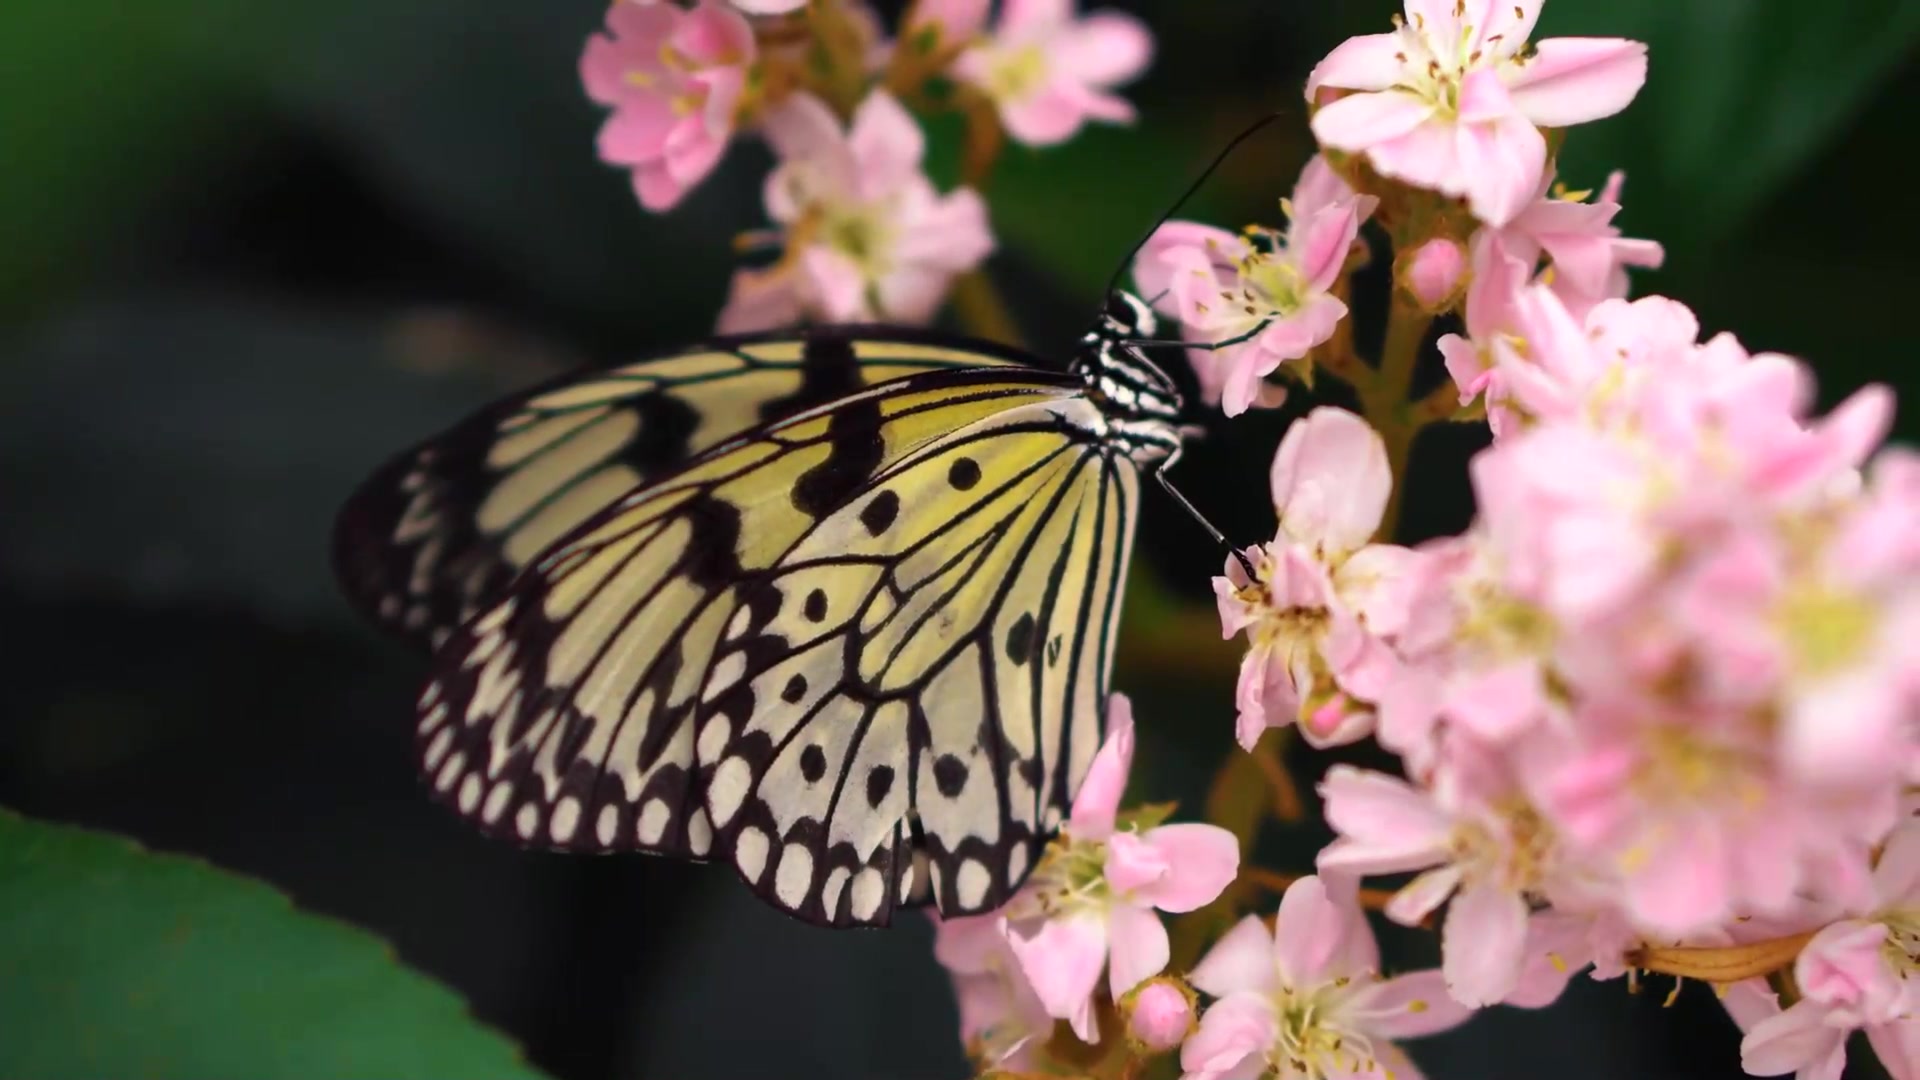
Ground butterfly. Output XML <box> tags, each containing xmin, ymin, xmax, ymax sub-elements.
<box><xmin>333</xmin><ymin>291</ymin><xmax>1200</xmax><ymax>928</ymax></box>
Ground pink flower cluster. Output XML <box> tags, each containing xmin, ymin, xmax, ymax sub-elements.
<box><xmin>933</xmin><ymin>696</ymin><xmax>1239</xmax><ymax>1064</ymax></box>
<box><xmin>579</xmin><ymin>0</ymin><xmax>1153</xmax><ymax>331</ymax></box>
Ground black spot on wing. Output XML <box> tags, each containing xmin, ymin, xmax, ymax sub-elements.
<box><xmin>1005</xmin><ymin>612</ymin><xmax>1035</xmax><ymax>665</ymax></box>
<box><xmin>947</xmin><ymin>457</ymin><xmax>981</xmax><ymax>490</ymax></box>
<box><xmin>757</xmin><ymin>334</ymin><xmax>861</xmax><ymax>421</ymax></box>
<box><xmin>627</xmin><ymin>389</ymin><xmax>702</xmax><ymax>471</ymax></box>
<box><xmin>860</xmin><ymin>490</ymin><xmax>900</xmax><ymax>536</ymax></box>
<box><xmin>682</xmin><ymin>496</ymin><xmax>745</xmax><ymax>587</ymax></box>
<box><xmin>791</xmin><ymin>398</ymin><xmax>885</xmax><ymax>518</ymax></box>
<box><xmin>866</xmin><ymin>765</ymin><xmax>895</xmax><ymax>808</ymax></box>
<box><xmin>933</xmin><ymin>754</ymin><xmax>970</xmax><ymax>798</ymax></box>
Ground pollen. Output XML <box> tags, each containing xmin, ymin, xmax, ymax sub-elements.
<box><xmin>1774</xmin><ymin>583</ymin><xmax>1876</xmax><ymax>677</ymax></box>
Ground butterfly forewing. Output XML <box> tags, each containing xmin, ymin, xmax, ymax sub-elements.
<box><xmin>412</xmin><ymin>367</ymin><xmax>1084</xmax><ymax>868</ymax></box>
<box><xmin>694</xmin><ymin>398</ymin><xmax>1139</xmax><ymax>925</ymax></box>
<box><xmin>334</xmin><ymin>332</ymin><xmax>1029</xmax><ymax>650</ymax></box>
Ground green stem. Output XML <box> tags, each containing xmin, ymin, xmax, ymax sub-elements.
<box><xmin>1358</xmin><ymin>296</ymin><xmax>1433</xmax><ymax>542</ymax></box>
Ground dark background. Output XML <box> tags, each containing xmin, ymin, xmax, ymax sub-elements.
<box><xmin>2</xmin><ymin>0</ymin><xmax>1914</xmax><ymax>1077</ymax></box>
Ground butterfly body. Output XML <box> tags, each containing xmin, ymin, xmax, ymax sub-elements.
<box><xmin>335</xmin><ymin>292</ymin><xmax>1185</xmax><ymax>927</ymax></box>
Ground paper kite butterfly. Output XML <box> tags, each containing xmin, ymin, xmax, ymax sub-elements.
<box><xmin>333</xmin><ymin>292</ymin><xmax>1198</xmax><ymax>928</ymax></box>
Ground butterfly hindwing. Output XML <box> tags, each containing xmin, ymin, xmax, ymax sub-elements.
<box><xmin>695</xmin><ymin>397</ymin><xmax>1140</xmax><ymax>926</ymax></box>
<box><xmin>334</xmin><ymin>331</ymin><xmax>1030</xmax><ymax>650</ymax></box>
<box><xmin>413</xmin><ymin>366</ymin><xmax>1085</xmax><ymax>863</ymax></box>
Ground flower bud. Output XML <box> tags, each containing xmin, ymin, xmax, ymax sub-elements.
<box><xmin>1124</xmin><ymin>977</ymin><xmax>1195</xmax><ymax>1053</ymax></box>
<box><xmin>1400</xmin><ymin>237</ymin><xmax>1467</xmax><ymax>312</ymax></box>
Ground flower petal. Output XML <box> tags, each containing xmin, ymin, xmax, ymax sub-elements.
<box><xmin>848</xmin><ymin>90</ymin><xmax>926</xmax><ymax>200</ymax></box>
<box><xmin>1311</xmin><ymin>90</ymin><xmax>1436</xmax><ymax>152</ymax></box>
<box><xmin>1741</xmin><ymin>999</ymin><xmax>1850</xmax><ymax>1080</ymax></box>
<box><xmin>1054</xmin><ymin>11</ymin><xmax>1153</xmax><ymax>86</ymax></box>
<box><xmin>1440</xmin><ymin>879</ymin><xmax>1529</xmax><ymax>1005</ymax></box>
<box><xmin>1070</xmin><ymin>693</ymin><xmax>1135</xmax><ymax>836</ymax></box>
<box><xmin>1505</xmin><ymin>37</ymin><xmax>1649</xmax><ymax>128</ymax></box>
<box><xmin>1316</xmin><ymin>766</ymin><xmax>1452</xmax><ymax>873</ymax></box>
<box><xmin>1187</xmin><ymin>915</ymin><xmax>1278</xmax><ymax>998</ymax></box>
<box><xmin>1271</xmin><ymin>407</ymin><xmax>1393</xmax><ymax>554</ymax></box>
<box><xmin>1358</xmin><ymin>967</ymin><xmax>1477</xmax><ymax>1038</ymax></box>
<box><xmin>1272</xmin><ymin>875</ymin><xmax>1361</xmax><ymax>987</ymax></box>
<box><xmin>1132</xmin><ymin>823</ymin><xmax>1241</xmax><ymax>913</ymax></box>
<box><xmin>1005</xmin><ymin>911</ymin><xmax>1109</xmax><ymax>1027</ymax></box>
<box><xmin>1179</xmin><ymin>993</ymin><xmax>1277</xmax><ymax>1080</ymax></box>
<box><xmin>1107</xmin><ymin>902</ymin><xmax>1171</xmax><ymax>999</ymax></box>
<box><xmin>1305</xmin><ymin>32</ymin><xmax>1407</xmax><ymax>96</ymax></box>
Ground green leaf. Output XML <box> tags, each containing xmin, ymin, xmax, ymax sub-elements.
<box><xmin>0</xmin><ymin>808</ymin><xmax>548</xmax><ymax>1080</ymax></box>
<box><xmin>1546</xmin><ymin>0</ymin><xmax>1920</xmax><ymax>256</ymax></box>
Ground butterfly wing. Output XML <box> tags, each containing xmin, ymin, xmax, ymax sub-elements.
<box><xmin>334</xmin><ymin>330</ymin><xmax>1031</xmax><ymax>649</ymax></box>
<box><xmin>413</xmin><ymin>366</ymin><xmax>1087</xmax><ymax>869</ymax></box>
<box><xmin>696</xmin><ymin>395</ymin><xmax>1140</xmax><ymax>926</ymax></box>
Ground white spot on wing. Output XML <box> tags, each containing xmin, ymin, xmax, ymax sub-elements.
<box><xmin>1007</xmin><ymin>844</ymin><xmax>1029</xmax><ymax>887</ymax></box>
<box><xmin>483</xmin><ymin>782</ymin><xmax>513</xmax><ymax>824</ymax></box>
<box><xmin>775</xmin><ymin>843</ymin><xmax>814</xmax><ymax>907</ymax></box>
<box><xmin>957</xmin><ymin>859</ymin><xmax>991</xmax><ymax>909</ymax></box>
<box><xmin>636</xmin><ymin>798</ymin><xmax>671</xmax><ymax>844</ymax></box>
<box><xmin>708</xmin><ymin>756</ymin><xmax>752</xmax><ymax>827</ymax></box>
<box><xmin>697</xmin><ymin>715</ymin><xmax>731</xmax><ymax>763</ymax></box>
<box><xmin>597</xmin><ymin>804</ymin><xmax>618</xmax><ymax>845</ymax></box>
<box><xmin>457</xmin><ymin>774</ymin><xmax>482</xmax><ymax>813</ymax></box>
<box><xmin>435</xmin><ymin>751</ymin><xmax>464</xmax><ymax>793</ymax></box>
<box><xmin>822</xmin><ymin>867</ymin><xmax>850</xmax><ymax>916</ymax></box>
<box><xmin>550</xmin><ymin>797</ymin><xmax>582</xmax><ymax>842</ymax></box>
<box><xmin>424</xmin><ymin>727</ymin><xmax>454</xmax><ymax>770</ymax></box>
<box><xmin>736</xmin><ymin>826</ymin><xmax>770</xmax><ymax>883</ymax></box>
<box><xmin>701</xmin><ymin>652</ymin><xmax>748</xmax><ymax>703</ymax></box>
<box><xmin>687</xmin><ymin>808</ymin><xmax>713</xmax><ymax>856</ymax></box>
<box><xmin>514</xmin><ymin>802</ymin><xmax>539</xmax><ymax>839</ymax></box>
<box><xmin>850</xmin><ymin>868</ymin><xmax>885</xmax><ymax>921</ymax></box>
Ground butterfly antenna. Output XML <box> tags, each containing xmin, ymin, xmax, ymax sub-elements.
<box><xmin>1102</xmin><ymin>111</ymin><xmax>1292</xmax><ymax>301</ymax></box>
<box><xmin>1155</xmin><ymin>468</ymin><xmax>1258</xmax><ymax>579</ymax></box>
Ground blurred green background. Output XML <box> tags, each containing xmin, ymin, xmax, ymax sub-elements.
<box><xmin>1</xmin><ymin>0</ymin><xmax>1914</xmax><ymax>1077</ymax></box>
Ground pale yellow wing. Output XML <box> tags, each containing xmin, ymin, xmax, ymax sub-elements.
<box><xmin>695</xmin><ymin>395</ymin><xmax>1140</xmax><ymax>926</ymax></box>
<box><xmin>411</xmin><ymin>367</ymin><xmax>1084</xmax><ymax>864</ymax></box>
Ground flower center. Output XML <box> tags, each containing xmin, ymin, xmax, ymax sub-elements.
<box><xmin>822</xmin><ymin>205</ymin><xmax>895</xmax><ymax>276</ymax></box>
<box><xmin>1880</xmin><ymin>910</ymin><xmax>1920</xmax><ymax>978</ymax></box>
<box><xmin>1452</xmin><ymin>800</ymin><xmax>1555</xmax><ymax>893</ymax></box>
<box><xmin>1774</xmin><ymin>582</ymin><xmax>1876</xmax><ymax>678</ymax></box>
<box><xmin>986</xmin><ymin>43</ymin><xmax>1050</xmax><ymax>103</ymax></box>
<box><xmin>1456</xmin><ymin>577</ymin><xmax>1555</xmax><ymax>661</ymax></box>
<box><xmin>1014</xmin><ymin>835</ymin><xmax>1111</xmax><ymax>920</ymax></box>
<box><xmin>1634</xmin><ymin>722</ymin><xmax>1769</xmax><ymax>811</ymax></box>
<box><xmin>1268</xmin><ymin>981</ymin><xmax>1380</xmax><ymax>1079</ymax></box>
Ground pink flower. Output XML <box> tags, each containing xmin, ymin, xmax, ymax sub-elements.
<box><xmin>1127</xmin><ymin>978</ymin><xmax>1196</xmax><ymax>1053</ymax></box>
<box><xmin>1440</xmin><ymin>184</ymin><xmax>1665</xmax><ymax>428</ymax></box>
<box><xmin>1180</xmin><ymin>876</ymin><xmax>1472</xmax><ymax>1080</ymax></box>
<box><xmin>1401</xmin><ymin>236</ymin><xmax>1467</xmax><ymax>311</ymax></box>
<box><xmin>953</xmin><ymin>0</ymin><xmax>1153</xmax><ymax>146</ymax></box>
<box><xmin>1133</xmin><ymin>158</ymin><xmax>1376</xmax><ymax>416</ymax></box>
<box><xmin>1317</xmin><ymin>765</ymin><xmax>1559</xmax><ymax>1006</ymax></box>
<box><xmin>1001</xmin><ymin>695</ymin><xmax>1239</xmax><ymax>1042</ymax></box>
<box><xmin>1306</xmin><ymin>0</ymin><xmax>1648</xmax><ymax>226</ymax></box>
<box><xmin>728</xmin><ymin>0</ymin><xmax>804</xmax><ymax>12</ymax></box>
<box><xmin>1216</xmin><ymin>408</ymin><xmax>1418</xmax><ymax>750</ymax></box>
<box><xmin>580</xmin><ymin>0</ymin><xmax>755</xmax><ymax>211</ymax></box>
<box><xmin>931</xmin><ymin>910</ymin><xmax>1053</xmax><ymax>1071</ymax></box>
<box><xmin>717</xmin><ymin>90</ymin><xmax>994</xmax><ymax>331</ymax></box>
<box><xmin>1501</xmin><ymin>171</ymin><xmax>1665</xmax><ymax>319</ymax></box>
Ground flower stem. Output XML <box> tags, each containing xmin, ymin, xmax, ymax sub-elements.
<box><xmin>1628</xmin><ymin>931</ymin><xmax>1816</xmax><ymax>984</ymax></box>
<box><xmin>1358</xmin><ymin>296</ymin><xmax>1433</xmax><ymax>542</ymax></box>
<box><xmin>950</xmin><ymin>270</ymin><xmax>1025</xmax><ymax>348</ymax></box>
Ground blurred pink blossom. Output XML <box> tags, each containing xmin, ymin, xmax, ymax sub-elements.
<box><xmin>1126</xmin><ymin>978</ymin><xmax>1195</xmax><ymax>1053</ymax></box>
<box><xmin>1730</xmin><ymin>825</ymin><xmax>1920</xmax><ymax>1080</ymax></box>
<box><xmin>728</xmin><ymin>0</ymin><xmax>804</xmax><ymax>12</ymax></box>
<box><xmin>1306</xmin><ymin>0</ymin><xmax>1648</xmax><ymax>225</ymax></box>
<box><xmin>1216</xmin><ymin>408</ymin><xmax>1417</xmax><ymax>750</ymax></box>
<box><xmin>1402</xmin><ymin>236</ymin><xmax>1467</xmax><ymax>310</ymax></box>
<box><xmin>717</xmin><ymin>91</ymin><xmax>993</xmax><ymax>331</ymax></box>
<box><xmin>1180</xmin><ymin>876</ymin><xmax>1471</xmax><ymax>1080</ymax></box>
<box><xmin>1133</xmin><ymin>158</ymin><xmax>1376</xmax><ymax>416</ymax></box>
<box><xmin>1001</xmin><ymin>695</ymin><xmax>1238</xmax><ymax>1042</ymax></box>
<box><xmin>581</xmin><ymin>0</ymin><xmax>755</xmax><ymax>211</ymax></box>
<box><xmin>953</xmin><ymin>0</ymin><xmax>1153</xmax><ymax>147</ymax></box>
<box><xmin>931</xmin><ymin>910</ymin><xmax>1053</xmax><ymax>1071</ymax></box>
<box><xmin>1317</xmin><ymin>764</ymin><xmax>1559</xmax><ymax>1006</ymax></box>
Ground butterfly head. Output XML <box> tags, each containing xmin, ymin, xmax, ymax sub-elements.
<box><xmin>1072</xmin><ymin>291</ymin><xmax>1184</xmax><ymax>461</ymax></box>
